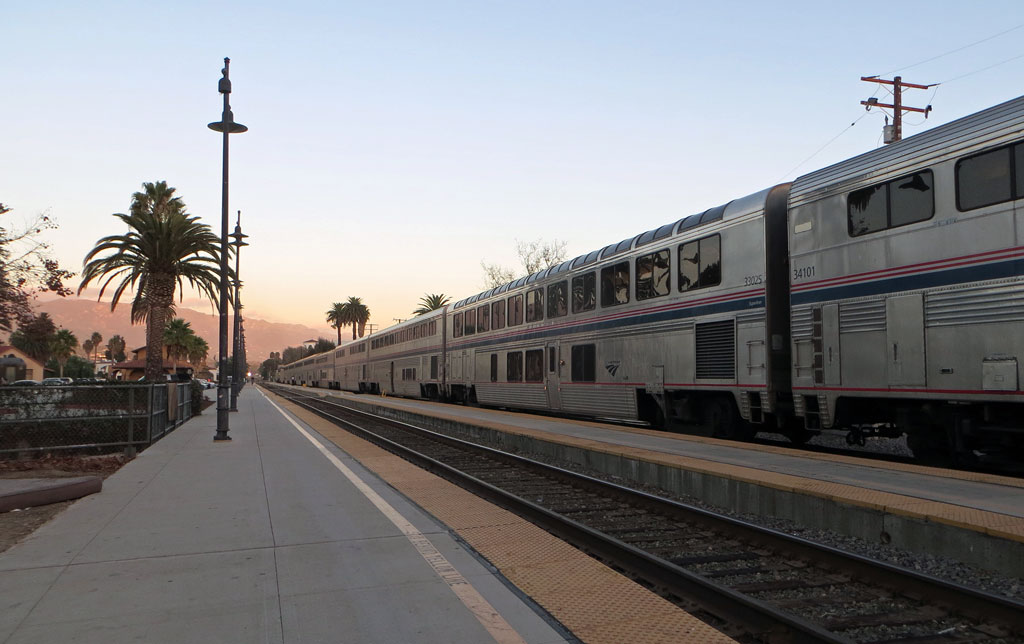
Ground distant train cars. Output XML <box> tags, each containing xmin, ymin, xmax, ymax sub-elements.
<box><xmin>279</xmin><ymin>95</ymin><xmax>1024</xmax><ymax>463</ymax></box>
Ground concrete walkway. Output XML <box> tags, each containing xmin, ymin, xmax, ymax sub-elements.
<box><xmin>0</xmin><ymin>388</ymin><xmax>570</xmax><ymax>644</ymax></box>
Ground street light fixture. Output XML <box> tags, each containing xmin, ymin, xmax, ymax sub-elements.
<box><xmin>208</xmin><ymin>57</ymin><xmax>247</xmax><ymax>442</ymax></box>
<box><xmin>229</xmin><ymin>210</ymin><xmax>248</xmax><ymax>412</ymax></box>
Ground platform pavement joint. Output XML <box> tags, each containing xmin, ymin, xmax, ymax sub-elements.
<box><xmin>323</xmin><ymin>393</ymin><xmax>1024</xmax><ymax>578</ymax></box>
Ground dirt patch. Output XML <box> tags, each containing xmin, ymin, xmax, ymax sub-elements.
<box><xmin>0</xmin><ymin>454</ymin><xmax>132</xmax><ymax>554</ymax></box>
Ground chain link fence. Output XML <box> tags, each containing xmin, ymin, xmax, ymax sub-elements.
<box><xmin>0</xmin><ymin>382</ymin><xmax>195</xmax><ymax>456</ymax></box>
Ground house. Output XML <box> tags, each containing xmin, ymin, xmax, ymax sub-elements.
<box><xmin>111</xmin><ymin>346</ymin><xmax>194</xmax><ymax>382</ymax></box>
<box><xmin>0</xmin><ymin>345</ymin><xmax>46</xmax><ymax>383</ymax></box>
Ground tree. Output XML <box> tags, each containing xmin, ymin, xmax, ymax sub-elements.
<box><xmin>79</xmin><ymin>181</ymin><xmax>223</xmax><ymax>382</ymax></box>
<box><xmin>82</xmin><ymin>338</ymin><xmax>94</xmax><ymax>361</ymax></box>
<box><xmin>412</xmin><ymin>293</ymin><xmax>450</xmax><ymax>316</ymax></box>
<box><xmin>89</xmin><ymin>331</ymin><xmax>103</xmax><ymax>362</ymax></box>
<box><xmin>480</xmin><ymin>238</ymin><xmax>568</xmax><ymax>288</ymax></box>
<box><xmin>326</xmin><ymin>302</ymin><xmax>346</xmax><ymax>344</ymax></box>
<box><xmin>341</xmin><ymin>296</ymin><xmax>370</xmax><ymax>339</ymax></box>
<box><xmin>50</xmin><ymin>328</ymin><xmax>78</xmax><ymax>377</ymax></box>
<box><xmin>186</xmin><ymin>335</ymin><xmax>209</xmax><ymax>371</ymax></box>
<box><xmin>45</xmin><ymin>355</ymin><xmax>94</xmax><ymax>379</ymax></box>
<box><xmin>0</xmin><ymin>203</ymin><xmax>74</xmax><ymax>332</ymax></box>
<box><xmin>259</xmin><ymin>356</ymin><xmax>281</xmax><ymax>380</ymax></box>
<box><xmin>164</xmin><ymin>318</ymin><xmax>194</xmax><ymax>374</ymax></box>
<box><xmin>105</xmin><ymin>334</ymin><xmax>127</xmax><ymax>362</ymax></box>
<box><xmin>9</xmin><ymin>313</ymin><xmax>57</xmax><ymax>364</ymax></box>
<box><xmin>312</xmin><ymin>337</ymin><xmax>336</xmax><ymax>354</ymax></box>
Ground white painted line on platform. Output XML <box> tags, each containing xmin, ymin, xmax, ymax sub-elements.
<box><xmin>262</xmin><ymin>391</ymin><xmax>528</xmax><ymax>644</ymax></box>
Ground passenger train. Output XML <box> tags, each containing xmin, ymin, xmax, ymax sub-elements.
<box><xmin>279</xmin><ymin>95</ymin><xmax>1024</xmax><ymax>463</ymax></box>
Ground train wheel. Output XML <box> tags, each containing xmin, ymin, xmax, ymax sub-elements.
<box><xmin>907</xmin><ymin>426</ymin><xmax>953</xmax><ymax>466</ymax></box>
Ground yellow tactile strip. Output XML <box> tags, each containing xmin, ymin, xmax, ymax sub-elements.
<box><xmin>274</xmin><ymin>393</ymin><xmax>736</xmax><ymax>644</ymax></box>
<box><xmin>307</xmin><ymin>389</ymin><xmax>1024</xmax><ymax>544</ymax></box>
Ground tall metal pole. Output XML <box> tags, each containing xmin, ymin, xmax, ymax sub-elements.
<box><xmin>230</xmin><ymin>210</ymin><xmax>248</xmax><ymax>412</ymax></box>
<box><xmin>209</xmin><ymin>58</ymin><xmax>247</xmax><ymax>441</ymax></box>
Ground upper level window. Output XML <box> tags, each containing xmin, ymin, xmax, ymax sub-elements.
<box><xmin>492</xmin><ymin>300</ymin><xmax>506</xmax><ymax>329</ymax></box>
<box><xmin>477</xmin><ymin>305</ymin><xmax>490</xmax><ymax>332</ymax></box>
<box><xmin>508</xmin><ymin>294</ymin><xmax>524</xmax><ymax>326</ymax></box>
<box><xmin>636</xmin><ymin>249</ymin><xmax>671</xmax><ymax>300</ymax></box>
<box><xmin>464</xmin><ymin>308</ymin><xmax>476</xmax><ymax>335</ymax></box>
<box><xmin>526</xmin><ymin>288</ymin><xmax>544</xmax><ymax>322</ymax></box>
<box><xmin>600</xmin><ymin>261</ymin><xmax>630</xmax><ymax>307</ymax></box>
<box><xmin>956</xmin><ymin>143</ymin><xmax>1024</xmax><ymax>211</ymax></box>
<box><xmin>848</xmin><ymin>170</ymin><xmax>934</xmax><ymax>236</ymax></box>
<box><xmin>572</xmin><ymin>272</ymin><xmax>596</xmax><ymax>313</ymax></box>
<box><xmin>679</xmin><ymin>234</ymin><xmax>721</xmax><ymax>292</ymax></box>
<box><xmin>453</xmin><ymin>312</ymin><xmax>464</xmax><ymax>338</ymax></box>
<box><xmin>547</xmin><ymin>281</ymin><xmax>568</xmax><ymax>318</ymax></box>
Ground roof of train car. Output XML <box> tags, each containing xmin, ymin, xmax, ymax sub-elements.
<box><xmin>790</xmin><ymin>94</ymin><xmax>1024</xmax><ymax>207</ymax></box>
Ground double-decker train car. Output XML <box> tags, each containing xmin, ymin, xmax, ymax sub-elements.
<box><xmin>786</xmin><ymin>96</ymin><xmax>1024</xmax><ymax>458</ymax></box>
<box><xmin>277</xmin><ymin>94</ymin><xmax>1024</xmax><ymax>461</ymax></box>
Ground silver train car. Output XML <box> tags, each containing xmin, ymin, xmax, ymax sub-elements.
<box><xmin>279</xmin><ymin>95</ymin><xmax>1024</xmax><ymax>462</ymax></box>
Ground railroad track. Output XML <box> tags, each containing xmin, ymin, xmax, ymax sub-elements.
<box><xmin>267</xmin><ymin>385</ymin><xmax>1024</xmax><ymax>644</ymax></box>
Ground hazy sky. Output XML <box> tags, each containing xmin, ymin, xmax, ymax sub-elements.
<box><xmin>4</xmin><ymin>2</ymin><xmax>1024</xmax><ymax>337</ymax></box>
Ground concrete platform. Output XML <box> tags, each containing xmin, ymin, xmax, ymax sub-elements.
<box><xmin>0</xmin><ymin>388</ymin><xmax>581</xmax><ymax>644</ymax></box>
<box><xmin>282</xmin><ymin>385</ymin><xmax>1024</xmax><ymax>577</ymax></box>
<box><xmin>0</xmin><ymin>476</ymin><xmax>102</xmax><ymax>513</ymax></box>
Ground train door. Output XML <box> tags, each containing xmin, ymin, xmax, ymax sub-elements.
<box><xmin>822</xmin><ymin>303</ymin><xmax>841</xmax><ymax>385</ymax></box>
<box><xmin>886</xmin><ymin>294</ymin><xmax>925</xmax><ymax>386</ymax></box>
<box><xmin>545</xmin><ymin>343</ymin><xmax>561</xmax><ymax>410</ymax></box>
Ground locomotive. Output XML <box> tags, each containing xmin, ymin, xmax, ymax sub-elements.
<box><xmin>280</xmin><ymin>95</ymin><xmax>1024</xmax><ymax>463</ymax></box>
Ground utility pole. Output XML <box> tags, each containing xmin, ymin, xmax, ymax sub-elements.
<box><xmin>860</xmin><ymin>75</ymin><xmax>934</xmax><ymax>144</ymax></box>
<box><xmin>365</xmin><ymin>324</ymin><xmax>378</xmax><ymax>335</ymax></box>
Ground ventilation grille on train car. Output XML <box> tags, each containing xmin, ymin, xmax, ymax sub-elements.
<box><xmin>695</xmin><ymin>320</ymin><xmax>736</xmax><ymax>379</ymax></box>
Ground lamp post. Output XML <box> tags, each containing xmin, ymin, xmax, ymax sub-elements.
<box><xmin>208</xmin><ymin>57</ymin><xmax>247</xmax><ymax>441</ymax></box>
<box><xmin>229</xmin><ymin>210</ymin><xmax>248</xmax><ymax>411</ymax></box>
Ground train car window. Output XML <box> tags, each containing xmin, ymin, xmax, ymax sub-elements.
<box><xmin>508</xmin><ymin>294</ymin><xmax>524</xmax><ymax>326</ymax></box>
<box><xmin>571</xmin><ymin>344</ymin><xmax>596</xmax><ymax>382</ymax></box>
<box><xmin>430</xmin><ymin>356</ymin><xmax>438</xmax><ymax>380</ymax></box>
<box><xmin>889</xmin><ymin>171</ymin><xmax>934</xmax><ymax>227</ymax></box>
<box><xmin>636</xmin><ymin>249</ymin><xmax>671</xmax><ymax>300</ymax></box>
<box><xmin>572</xmin><ymin>272</ymin><xmax>596</xmax><ymax>313</ymax></box>
<box><xmin>547</xmin><ymin>281</ymin><xmax>568</xmax><ymax>318</ymax></box>
<box><xmin>600</xmin><ymin>261</ymin><xmax>630</xmax><ymax>307</ymax></box>
<box><xmin>490</xmin><ymin>354</ymin><xmax>498</xmax><ymax>382</ymax></box>
<box><xmin>453</xmin><ymin>313</ymin><xmax>464</xmax><ymax>338</ymax></box>
<box><xmin>464</xmin><ymin>308</ymin><xmax>476</xmax><ymax>335</ymax></box>
<box><xmin>492</xmin><ymin>300</ymin><xmax>506</xmax><ymax>329</ymax></box>
<box><xmin>525</xmin><ymin>350</ymin><xmax>544</xmax><ymax>382</ymax></box>
<box><xmin>507</xmin><ymin>352</ymin><xmax>523</xmax><ymax>382</ymax></box>
<box><xmin>1016</xmin><ymin>144</ymin><xmax>1024</xmax><ymax>198</ymax></box>
<box><xmin>849</xmin><ymin>170</ymin><xmax>934</xmax><ymax>234</ymax></box>
<box><xmin>848</xmin><ymin>183</ymin><xmax>888</xmax><ymax>235</ymax></box>
<box><xmin>526</xmin><ymin>288</ymin><xmax>544</xmax><ymax>322</ymax></box>
<box><xmin>429</xmin><ymin>321</ymin><xmax>436</xmax><ymax>336</ymax></box>
<box><xmin>679</xmin><ymin>234</ymin><xmax>721</xmax><ymax>291</ymax></box>
<box><xmin>957</xmin><ymin>147</ymin><xmax>1013</xmax><ymax>211</ymax></box>
<box><xmin>478</xmin><ymin>305</ymin><xmax>490</xmax><ymax>332</ymax></box>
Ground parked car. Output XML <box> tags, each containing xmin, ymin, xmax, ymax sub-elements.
<box><xmin>41</xmin><ymin>377</ymin><xmax>73</xmax><ymax>386</ymax></box>
<box><xmin>10</xmin><ymin>380</ymin><xmax>40</xmax><ymax>386</ymax></box>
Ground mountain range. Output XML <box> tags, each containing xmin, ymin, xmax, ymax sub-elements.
<box><xmin>20</xmin><ymin>298</ymin><xmax>336</xmax><ymax>367</ymax></box>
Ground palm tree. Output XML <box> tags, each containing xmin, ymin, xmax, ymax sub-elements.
<box><xmin>164</xmin><ymin>318</ymin><xmax>194</xmax><ymax>376</ymax></box>
<box><xmin>82</xmin><ymin>338</ymin><xmax>95</xmax><ymax>362</ymax></box>
<box><xmin>106</xmin><ymin>334</ymin><xmax>126</xmax><ymax>362</ymax></box>
<box><xmin>412</xmin><ymin>293</ymin><xmax>450</xmax><ymax>316</ymax></box>
<box><xmin>89</xmin><ymin>331</ymin><xmax>103</xmax><ymax>362</ymax></box>
<box><xmin>186</xmin><ymin>335</ymin><xmax>209</xmax><ymax>372</ymax></box>
<box><xmin>79</xmin><ymin>181</ymin><xmax>223</xmax><ymax>382</ymax></box>
<box><xmin>341</xmin><ymin>296</ymin><xmax>371</xmax><ymax>339</ymax></box>
<box><xmin>51</xmin><ymin>329</ymin><xmax>78</xmax><ymax>377</ymax></box>
<box><xmin>326</xmin><ymin>302</ymin><xmax>346</xmax><ymax>344</ymax></box>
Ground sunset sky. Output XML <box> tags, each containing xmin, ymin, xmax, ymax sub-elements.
<box><xmin>4</xmin><ymin>2</ymin><xmax>1024</xmax><ymax>336</ymax></box>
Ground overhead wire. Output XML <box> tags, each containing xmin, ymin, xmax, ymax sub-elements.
<box><xmin>776</xmin><ymin>111</ymin><xmax>875</xmax><ymax>182</ymax></box>
<box><xmin>880</xmin><ymin>23</ymin><xmax>1023</xmax><ymax>76</ymax></box>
